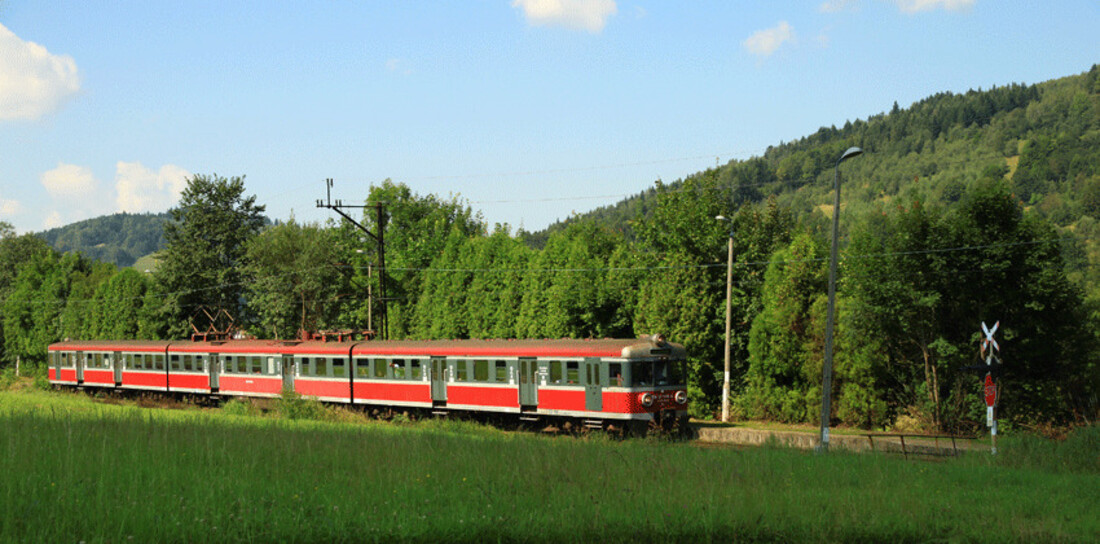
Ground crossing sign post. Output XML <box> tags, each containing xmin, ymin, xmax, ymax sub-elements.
<box><xmin>980</xmin><ymin>321</ymin><xmax>1000</xmax><ymax>454</ymax></box>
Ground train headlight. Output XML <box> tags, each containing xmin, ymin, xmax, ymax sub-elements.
<box><xmin>639</xmin><ymin>392</ymin><xmax>655</xmax><ymax>407</ymax></box>
<box><xmin>675</xmin><ymin>390</ymin><xmax>688</xmax><ymax>405</ymax></box>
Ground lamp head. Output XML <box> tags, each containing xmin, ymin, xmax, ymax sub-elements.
<box><xmin>838</xmin><ymin>146</ymin><xmax>863</xmax><ymax>164</ymax></box>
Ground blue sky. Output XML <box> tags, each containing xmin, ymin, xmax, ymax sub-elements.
<box><xmin>1</xmin><ymin>0</ymin><xmax>1097</xmax><ymax>234</ymax></box>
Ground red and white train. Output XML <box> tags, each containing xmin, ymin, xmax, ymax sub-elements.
<box><xmin>47</xmin><ymin>335</ymin><xmax>689</xmax><ymax>431</ymax></box>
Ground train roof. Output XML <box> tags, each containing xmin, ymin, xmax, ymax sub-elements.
<box><xmin>47</xmin><ymin>336</ymin><xmax>686</xmax><ymax>359</ymax></box>
<box><xmin>49</xmin><ymin>340</ymin><xmax>171</xmax><ymax>352</ymax></box>
<box><xmin>347</xmin><ymin>338</ymin><xmax>684</xmax><ymax>359</ymax></box>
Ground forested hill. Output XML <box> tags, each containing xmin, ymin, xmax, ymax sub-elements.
<box><xmin>36</xmin><ymin>212</ymin><xmax>170</xmax><ymax>268</ymax></box>
<box><xmin>531</xmin><ymin>65</ymin><xmax>1100</xmax><ymax>250</ymax></box>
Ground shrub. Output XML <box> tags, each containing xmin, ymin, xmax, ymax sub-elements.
<box><xmin>276</xmin><ymin>389</ymin><xmax>326</xmax><ymax>421</ymax></box>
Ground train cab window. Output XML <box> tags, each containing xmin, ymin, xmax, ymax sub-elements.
<box><xmin>454</xmin><ymin>360</ymin><xmax>468</xmax><ymax>382</ymax></box>
<box><xmin>651</xmin><ymin>360</ymin><xmax>683</xmax><ymax>386</ymax></box>
<box><xmin>473</xmin><ymin>360</ymin><xmax>489</xmax><ymax>382</ymax></box>
<box><xmin>332</xmin><ymin>358</ymin><xmax>346</xmax><ymax>378</ymax></box>
<box><xmin>355</xmin><ymin>358</ymin><xmax>370</xmax><ymax>378</ymax></box>
<box><xmin>566</xmin><ymin>362</ymin><xmax>579</xmax><ymax>384</ymax></box>
<box><xmin>373</xmin><ymin>359</ymin><xmax>387</xmax><ymax>379</ymax></box>
<box><xmin>609</xmin><ymin>363</ymin><xmax>624</xmax><ymax>387</ymax></box>
<box><xmin>548</xmin><ymin>361</ymin><xmax>562</xmax><ymax>384</ymax></box>
<box><xmin>634</xmin><ymin>362</ymin><xmax>653</xmax><ymax>386</ymax></box>
<box><xmin>392</xmin><ymin>359</ymin><xmax>406</xmax><ymax>379</ymax></box>
<box><xmin>668</xmin><ymin>360</ymin><xmax>685</xmax><ymax>385</ymax></box>
<box><xmin>495</xmin><ymin>361</ymin><xmax>508</xmax><ymax>383</ymax></box>
<box><xmin>410</xmin><ymin>360</ymin><xmax>423</xmax><ymax>380</ymax></box>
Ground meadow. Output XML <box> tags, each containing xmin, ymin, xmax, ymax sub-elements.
<box><xmin>1</xmin><ymin>388</ymin><xmax>1097</xmax><ymax>543</ymax></box>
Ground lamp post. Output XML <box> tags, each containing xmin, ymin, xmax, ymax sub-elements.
<box><xmin>715</xmin><ymin>214</ymin><xmax>734</xmax><ymax>422</ymax></box>
<box><xmin>818</xmin><ymin>146</ymin><xmax>863</xmax><ymax>452</ymax></box>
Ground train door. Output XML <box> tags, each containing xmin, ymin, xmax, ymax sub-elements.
<box><xmin>584</xmin><ymin>358</ymin><xmax>602</xmax><ymax>412</ymax></box>
<box><xmin>281</xmin><ymin>355</ymin><xmax>295</xmax><ymax>391</ymax></box>
<box><xmin>430</xmin><ymin>357</ymin><xmax>447</xmax><ymax>405</ymax></box>
<box><xmin>208</xmin><ymin>353</ymin><xmax>220</xmax><ymax>390</ymax></box>
<box><xmin>75</xmin><ymin>351</ymin><xmax>85</xmax><ymax>384</ymax></box>
<box><xmin>519</xmin><ymin>358</ymin><xmax>538</xmax><ymax>409</ymax></box>
<box><xmin>112</xmin><ymin>351</ymin><xmax>123</xmax><ymax>385</ymax></box>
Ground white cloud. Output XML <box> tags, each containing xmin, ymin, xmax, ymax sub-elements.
<box><xmin>39</xmin><ymin>161</ymin><xmax>190</xmax><ymax>229</ymax></box>
<box><xmin>385</xmin><ymin>58</ymin><xmax>413</xmax><ymax>76</ymax></box>
<box><xmin>115</xmin><ymin>161</ymin><xmax>191</xmax><ymax>213</ymax></box>
<box><xmin>743</xmin><ymin>21</ymin><xmax>795</xmax><ymax>58</ymax></box>
<box><xmin>512</xmin><ymin>0</ymin><xmax>618</xmax><ymax>33</ymax></box>
<box><xmin>0</xmin><ymin>23</ymin><xmax>81</xmax><ymax>121</ymax></box>
<box><xmin>41</xmin><ymin>163</ymin><xmax>98</xmax><ymax>200</ymax></box>
<box><xmin>0</xmin><ymin>197</ymin><xmax>21</xmax><ymax>216</ymax></box>
<box><xmin>820</xmin><ymin>0</ymin><xmax>858</xmax><ymax>12</ymax></box>
<box><xmin>44</xmin><ymin>211</ymin><xmax>64</xmax><ymax>229</ymax></box>
<box><xmin>894</xmin><ymin>0</ymin><xmax>976</xmax><ymax>14</ymax></box>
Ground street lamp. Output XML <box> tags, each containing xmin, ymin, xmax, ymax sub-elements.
<box><xmin>819</xmin><ymin>146</ymin><xmax>863</xmax><ymax>452</ymax></box>
<box><xmin>715</xmin><ymin>214</ymin><xmax>734</xmax><ymax>422</ymax></box>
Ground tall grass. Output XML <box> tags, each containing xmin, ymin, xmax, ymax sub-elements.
<box><xmin>1</xmin><ymin>389</ymin><xmax>1097</xmax><ymax>543</ymax></box>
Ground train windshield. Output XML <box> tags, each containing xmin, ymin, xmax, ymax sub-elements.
<box><xmin>632</xmin><ymin>359</ymin><xmax>686</xmax><ymax>387</ymax></box>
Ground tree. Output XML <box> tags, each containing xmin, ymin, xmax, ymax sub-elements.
<box><xmin>156</xmin><ymin>174</ymin><xmax>266</xmax><ymax>339</ymax></box>
<box><xmin>740</xmin><ymin>233</ymin><xmax>830</xmax><ymax>423</ymax></box>
<box><xmin>244</xmin><ymin>219</ymin><xmax>347</xmax><ymax>340</ymax></box>
<box><xmin>339</xmin><ymin>180</ymin><xmax>483</xmax><ymax>339</ymax></box>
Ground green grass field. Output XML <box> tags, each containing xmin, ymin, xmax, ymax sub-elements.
<box><xmin>1</xmin><ymin>388</ymin><xmax>1097</xmax><ymax>543</ymax></box>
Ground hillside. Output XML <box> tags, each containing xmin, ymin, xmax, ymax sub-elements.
<box><xmin>36</xmin><ymin>212</ymin><xmax>170</xmax><ymax>268</ymax></box>
<box><xmin>532</xmin><ymin>65</ymin><xmax>1100</xmax><ymax>256</ymax></box>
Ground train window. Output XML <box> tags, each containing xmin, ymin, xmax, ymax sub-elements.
<box><xmin>132</xmin><ymin>354</ymin><xmax>143</xmax><ymax>370</ymax></box>
<box><xmin>410</xmin><ymin>360</ymin><xmax>423</xmax><ymax>380</ymax></box>
<box><xmin>634</xmin><ymin>362</ymin><xmax>653</xmax><ymax>386</ymax></box>
<box><xmin>495</xmin><ymin>361</ymin><xmax>508</xmax><ymax>383</ymax></box>
<box><xmin>609</xmin><ymin>363</ymin><xmax>624</xmax><ymax>387</ymax></box>
<box><xmin>153</xmin><ymin>355</ymin><xmax>165</xmax><ymax>371</ymax></box>
<box><xmin>654</xmin><ymin>361</ymin><xmax>669</xmax><ymax>385</ymax></box>
<box><xmin>184</xmin><ymin>355</ymin><xmax>195</xmax><ymax>372</ymax></box>
<box><xmin>473</xmin><ymin>360</ymin><xmax>489</xmax><ymax>381</ymax></box>
<box><xmin>170</xmin><ymin>355</ymin><xmax>181</xmax><ymax>371</ymax></box>
<box><xmin>454</xmin><ymin>360</ymin><xmax>468</xmax><ymax>382</ymax></box>
<box><xmin>332</xmin><ymin>358</ymin><xmax>346</xmax><ymax>378</ymax></box>
<box><xmin>669</xmin><ymin>360</ymin><xmax>685</xmax><ymax>385</ymax></box>
<box><xmin>373</xmin><ymin>359</ymin><xmax>387</xmax><ymax>379</ymax></box>
<box><xmin>355</xmin><ymin>358</ymin><xmax>370</xmax><ymax>378</ymax></box>
<box><xmin>298</xmin><ymin>357</ymin><xmax>310</xmax><ymax>376</ymax></box>
<box><xmin>566</xmin><ymin>362</ymin><xmax>579</xmax><ymax>384</ymax></box>
<box><xmin>316</xmin><ymin>358</ymin><xmax>328</xmax><ymax>377</ymax></box>
<box><xmin>548</xmin><ymin>361</ymin><xmax>562</xmax><ymax>384</ymax></box>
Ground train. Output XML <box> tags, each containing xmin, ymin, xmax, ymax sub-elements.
<box><xmin>47</xmin><ymin>335</ymin><xmax>689</xmax><ymax>432</ymax></box>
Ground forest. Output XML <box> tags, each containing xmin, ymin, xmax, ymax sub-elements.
<box><xmin>3</xmin><ymin>66</ymin><xmax>1098</xmax><ymax>432</ymax></box>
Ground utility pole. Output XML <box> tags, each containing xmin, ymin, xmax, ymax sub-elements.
<box><xmin>317</xmin><ymin>178</ymin><xmax>388</xmax><ymax>339</ymax></box>
<box><xmin>715</xmin><ymin>214</ymin><xmax>735</xmax><ymax>422</ymax></box>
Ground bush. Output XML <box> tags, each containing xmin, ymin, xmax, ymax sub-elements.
<box><xmin>222</xmin><ymin>398</ymin><xmax>258</xmax><ymax>417</ymax></box>
<box><xmin>276</xmin><ymin>389</ymin><xmax>326</xmax><ymax>421</ymax></box>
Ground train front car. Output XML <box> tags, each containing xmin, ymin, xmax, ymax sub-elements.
<box><xmin>601</xmin><ymin>335</ymin><xmax>689</xmax><ymax>433</ymax></box>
